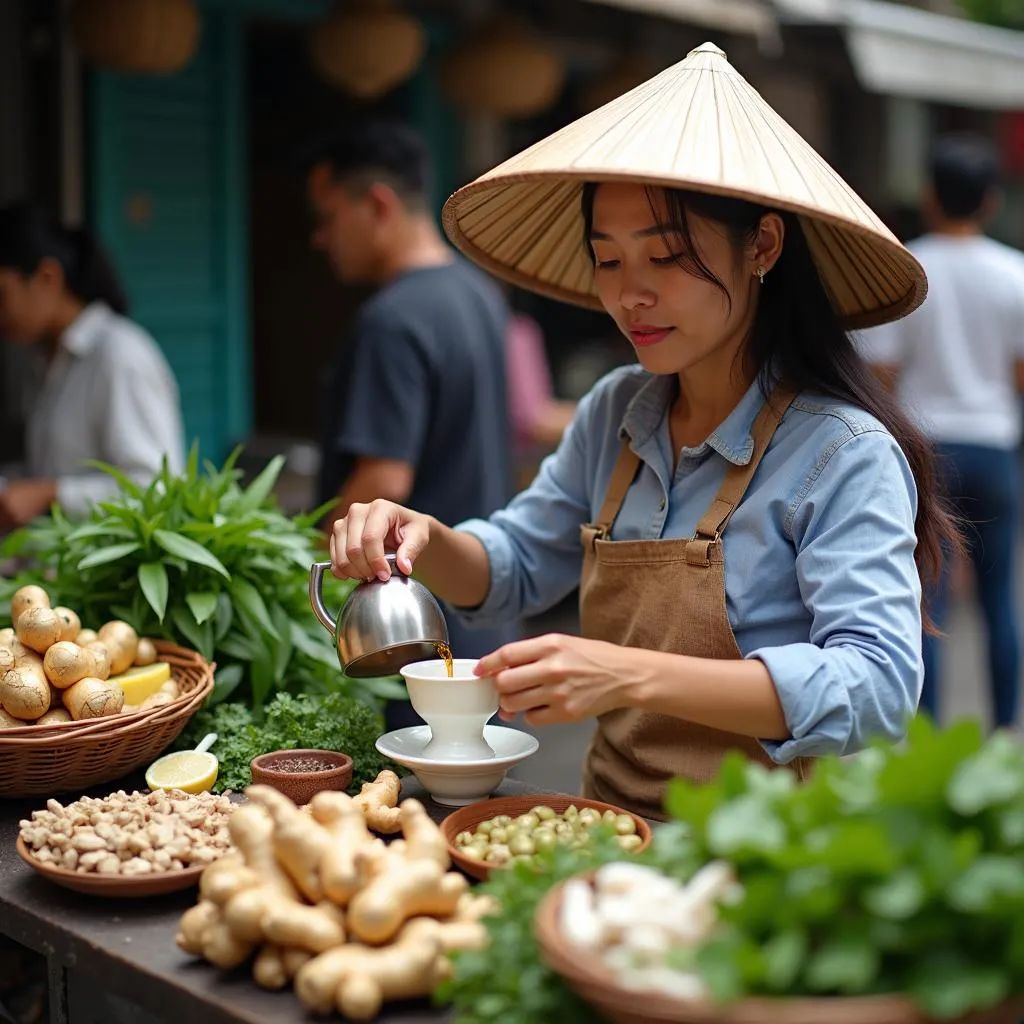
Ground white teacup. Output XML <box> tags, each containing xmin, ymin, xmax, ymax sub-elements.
<box><xmin>399</xmin><ymin>658</ymin><xmax>499</xmax><ymax>761</ymax></box>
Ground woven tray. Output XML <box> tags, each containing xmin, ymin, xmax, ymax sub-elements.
<box><xmin>534</xmin><ymin>876</ymin><xmax>1023</xmax><ymax>1024</ymax></box>
<box><xmin>0</xmin><ymin>642</ymin><xmax>214</xmax><ymax>798</ymax></box>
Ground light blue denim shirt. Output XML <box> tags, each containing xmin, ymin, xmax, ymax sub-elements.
<box><xmin>455</xmin><ymin>366</ymin><xmax>923</xmax><ymax>763</ymax></box>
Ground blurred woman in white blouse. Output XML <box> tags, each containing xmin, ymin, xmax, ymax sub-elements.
<box><xmin>0</xmin><ymin>203</ymin><xmax>185</xmax><ymax>528</ymax></box>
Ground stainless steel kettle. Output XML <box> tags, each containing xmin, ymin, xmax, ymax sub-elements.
<box><xmin>308</xmin><ymin>555</ymin><xmax>450</xmax><ymax>678</ymax></box>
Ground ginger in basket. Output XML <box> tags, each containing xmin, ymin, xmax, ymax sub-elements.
<box><xmin>1</xmin><ymin>586</ymin><xmax>166</xmax><ymax>724</ymax></box>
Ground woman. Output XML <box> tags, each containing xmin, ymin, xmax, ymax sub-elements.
<box><xmin>329</xmin><ymin>44</ymin><xmax>958</xmax><ymax>819</ymax></box>
<box><xmin>0</xmin><ymin>203</ymin><xmax>185</xmax><ymax>528</ymax></box>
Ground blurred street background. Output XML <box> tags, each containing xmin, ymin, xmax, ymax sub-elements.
<box><xmin>4</xmin><ymin>0</ymin><xmax>1024</xmax><ymax>790</ymax></box>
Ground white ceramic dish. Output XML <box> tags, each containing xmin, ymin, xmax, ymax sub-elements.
<box><xmin>399</xmin><ymin>658</ymin><xmax>499</xmax><ymax>760</ymax></box>
<box><xmin>375</xmin><ymin>724</ymin><xmax>540</xmax><ymax>806</ymax></box>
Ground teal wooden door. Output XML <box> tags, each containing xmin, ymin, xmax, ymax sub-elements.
<box><xmin>89</xmin><ymin>10</ymin><xmax>250</xmax><ymax>462</ymax></box>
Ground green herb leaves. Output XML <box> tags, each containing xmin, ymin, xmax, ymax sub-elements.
<box><xmin>438</xmin><ymin>718</ymin><xmax>1024</xmax><ymax>1024</ymax></box>
<box><xmin>0</xmin><ymin>446</ymin><xmax>374</xmax><ymax>712</ymax></box>
<box><xmin>662</xmin><ymin>717</ymin><xmax>1024</xmax><ymax>1018</ymax></box>
<box><xmin>175</xmin><ymin>691</ymin><xmax>396</xmax><ymax>794</ymax></box>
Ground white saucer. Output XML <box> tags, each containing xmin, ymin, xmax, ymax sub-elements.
<box><xmin>376</xmin><ymin>725</ymin><xmax>540</xmax><ymax>806</ymax></box>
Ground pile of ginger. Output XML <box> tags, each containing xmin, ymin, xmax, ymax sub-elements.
<box><xmin>176</xmin><ymin>769</ymin><xmax>494</xmax><ymax>1020</ymax></box>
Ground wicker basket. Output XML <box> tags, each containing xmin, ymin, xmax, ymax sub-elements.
<box><xmin>0</xmin><ymin>642</ymin><xmax>214</xmax><ymax>798</ymax></box>
<box><xmin>534</xmin><ymin>876</ymin><xmax>1023</xmax><ymax>1024</ymax></box>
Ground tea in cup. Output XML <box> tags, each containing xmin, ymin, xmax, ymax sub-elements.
<box><xmin>399</xmin><ymin>658</ymin><xmax>499</xmax><ymax>761</ymax></box>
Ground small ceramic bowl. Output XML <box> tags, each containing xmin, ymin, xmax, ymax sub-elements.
<box><xmin>441</xmin><ymin>794</ymin><xmax>652</xmax><ymax>881</ymax></box>
<box><xmin>250</xmin><ymin>748</ymin><xmax>353</xmax><ymax>806</ymax></box>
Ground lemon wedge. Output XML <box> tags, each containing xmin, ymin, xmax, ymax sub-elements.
<box><xmin>145</xmin><ymin>750</ymin><xmax>219</xmax><ymax>794</ymax></box>
<box><xmin>109</xmin><ymin>662</ymin><xmax>172</xmax><ymax>705</ymax></box>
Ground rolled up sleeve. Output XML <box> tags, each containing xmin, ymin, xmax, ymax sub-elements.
<box><xmin>750</xmin><ymin>430</ymin><xmax>922</xmax><ymax>761</ymax></box>
<box><xmin>454</xmin><ymin>394</ymin><xmax>597</xmax><ymax>625</ymax></box>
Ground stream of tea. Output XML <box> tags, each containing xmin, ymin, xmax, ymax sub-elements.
<box><xmin>435</xmin><ymin>642</ymin><xmax>454</xmax><ymax>677</ymax></box>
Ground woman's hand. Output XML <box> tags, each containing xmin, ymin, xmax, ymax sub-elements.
<box><xmin>0</xmin><ymin>479</ymin><xmax>58</xmax><ymax>531</ymax></box>
<box><xmin>474</xmin><ymin>634</ymin><xmax>637</xmax><ymax>726</ymax></box>
<box><xmin>330</xmin><ymin>499</ymin><xmax>432</xmax><ymax>582</ymax></box>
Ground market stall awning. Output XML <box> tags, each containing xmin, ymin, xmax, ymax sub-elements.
<box><xmin>579</xmin><ymin>0</ymin><xmax>778</xmax><ymax>38</ymax></box>
<box><xmin>774</xmin><ymin>0</ymin><xmax>1024</xmax><ymax>110</ymax></box>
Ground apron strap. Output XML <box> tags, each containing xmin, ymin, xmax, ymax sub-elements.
<box><xmin>582</xmin><ymin>439</ymin><xmax>642</xmax><ymax>549</ymax></box>
<box><xmin>584</xmin><ymin>386</ymin><xmax>796</xmax><ymax>558</ymax></box>
<box><xmin>690</xmin><ymin>386</ymin><xmax>797</xmax><ymax>552</ymax></box>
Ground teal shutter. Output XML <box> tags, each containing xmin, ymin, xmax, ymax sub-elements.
<box><xmin>89</xmin><ymin>10</ymin><xmax>250</xmax><ymax>462</ymax></box>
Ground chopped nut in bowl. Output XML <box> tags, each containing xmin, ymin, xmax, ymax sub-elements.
<box><xmin>16</xmin><ymin>788</ymin><xmax>237</xmax><ymax>897</ymax></box>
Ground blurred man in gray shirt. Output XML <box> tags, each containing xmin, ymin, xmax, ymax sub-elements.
<box><xmin>304</xmin><ymin>119</ymin><xmax>518</xmax><ymax>729</ymax></box>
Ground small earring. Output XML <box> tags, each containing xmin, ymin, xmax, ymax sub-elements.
<box><xmin>756</xmin><ymin>266</ymin><xmax>766</xmax><ymax>285</ymax></box>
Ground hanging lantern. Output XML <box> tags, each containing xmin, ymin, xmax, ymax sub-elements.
<box><xmin>70</xmin><ymin>0</ymin><xmax>200</xmax><ymax>75</ymax></box>
<box><xmin>310</xmin><ymin>0</ymin><xmax>426</xmax><ymax>99</ymax></box>
<box><xmin>579</xmin><ymin>53</ymin><xmax>663</xmax><ymax>114</ymax></box>
<box><xmin>440</xmin><ymin>15</ymin><xmax>565</xmax><ymax>120</ymax></box>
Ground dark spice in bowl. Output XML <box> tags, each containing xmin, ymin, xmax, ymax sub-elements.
<box><xmin>250</xmin><ymin>748</ymin><xmax>354</xmax><ymax>805</ymax></box>
<box><xmin>273</xmin><ymin>756</ymin><xmax>337</xmax><ymax>773</ymax></box>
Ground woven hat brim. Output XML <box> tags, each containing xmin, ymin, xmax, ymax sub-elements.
<box><xmin>441</xmin><ymin>44</ymin><xmax>928</xmax><ymax>330</ymax></box>
<box><xmin>443</xmin><ymin>172</ymin><xmax>927</xmax><ymax>331</ymax></box>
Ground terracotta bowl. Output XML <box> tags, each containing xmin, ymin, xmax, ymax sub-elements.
<box><xmin>534</xmin><ymin>874</ymin><xmax>1024</xmax><ymax>1024</ymax></box>
<box><xmin>16</xmin><ymin>836</ymin><xmax>209</xmax><ymax>898</ymax></box>
<box><xmin>250</xmin><ymin>748</ymin><xmax>353</xmax><ymax>806</ymax></box>
<box><xmin>440</xmin><ymin>793</ymin><xmax>651</xmax><ymax>882</ymax></box>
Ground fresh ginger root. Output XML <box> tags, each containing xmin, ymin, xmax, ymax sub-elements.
<box><xmin>309</xmin><ymin>790</ymin><xmax>378</xmax><ymax>906</ymax></box>
<box><xmin>219</xmin><ymin>803</ymin><xmax>301</xmax><ymax>942</ymax></box>
<box><xmin>295</xmin><ymin>926</ymin><xmax>446</xmax><ymax>1019</ymax></box>
<box><xmin>178</xmin><ymin>778</ymin><xmax>491</xmax><ymax>1019</ymax></box>
<box><xmin>253</xmin><ymin>945</ymin><xmax>313</xmax><ymax>991</ymax></box>
<box><xmin>176</xmin><ymin>900</ymin><xmax>221</xmax><ymax>956</ymax></box>
<box><xmin>253</xmin><ymin>945</ymin><xmax>290</xmax><ymax>991</ymax></box>
<box><xmin>347</xmin><ymin>851</ymin><xmax>468</xmax><ymax>945</ymax></box>
<box><xmin>262</xmin><ymin>899</ymin><xmax>346</xmax><ymax>954</ymax></box>
<box><xmin>353</xmin><ymin>770</ymin><xmax>402</xmax><ymax>833</ymax></box>
<box><xmin>398</xmin><ymin>799</ymin><xmax>450</xmax><ymax>870</ymax></box>
<box><xmin>179</xmin><ymin>801</ymin><xmax>340</xmax><ymax>966</ymax></box>
<box><xmin>248</xmin><ymin>784</ymin><xmax>332</xmax><ymax>902</ymax></box>
<box><xmin>176</xmin><ymin>900</ymin><xmax>256</xmax><ymax>969</ymax></box>
<box><xmin>199</xmin><ymin>855</ymin><xmax>258</xmax><ymax>906</ymax></box>
<box><xmin>401</xmin><ymin>893</ymin><xmax>496</xmax><ymax>953</ymax></box>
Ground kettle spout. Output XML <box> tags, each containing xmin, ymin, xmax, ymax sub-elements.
<box><xmin>308</xmin><ymin>561</ymin><xmax>337</xmax><ymax>635</ymax></box>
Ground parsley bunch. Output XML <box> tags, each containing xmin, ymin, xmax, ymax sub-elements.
<box><xmin>175</xmin><ymin>691</ymin><xmax>400</xmax><ymax>793</ymax></box>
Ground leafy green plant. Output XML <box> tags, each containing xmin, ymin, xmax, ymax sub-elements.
<box><xmin>438</xmin><ymin>719</ymin><xmax>1024</xmax><ymax>1023</ymax></box>
<box><xmin>436</xmin><ymin>832</ymin><xmax>631</xmax><ymax>1024</ymax></box>
<box><xmin>174</xmin><ymin>692</ymin><xmax>402</xmax><ymax>793</ymax></box>
<box><xmin>0</xmin><ymin>448</ymin><xmax>406</xmax><ymax>712</ymax></box>
<box><xmin>955</xmin><ymin>0</ymin><xmax>1024</xmax><ymax>29</ymax></box>
<box><xmin>671</xmin><ymin>717</ymin><xmax>1024</xmax><ymax>1019</ymax></box>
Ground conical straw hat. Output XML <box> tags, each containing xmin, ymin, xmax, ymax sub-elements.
<box><xmin>442</xmin><ymin>42</ymin><xmax>926</xmax><ymax>330</ymax></box>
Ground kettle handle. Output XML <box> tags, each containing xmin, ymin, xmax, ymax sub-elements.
<box><xmin>309</xmin><ymin>554</ymin><xmax>402</xmax><ymax>634</ymax></box>
<box><xmin>309</xmin><ymin>561</ymin><xmax>337</xmax><ymax>635</ymax></box>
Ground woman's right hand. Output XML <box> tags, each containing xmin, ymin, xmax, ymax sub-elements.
<box><xmin>330</xmin><ymin>500</ymin><xmax>432</xmax><ymax>583</ymax></box>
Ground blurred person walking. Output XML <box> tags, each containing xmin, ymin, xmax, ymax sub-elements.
<box><xmin>860</xmin><ymin>135</ymin><xmax>1024</xmax><ymax>731</ymax></box>
<box><xmin>0</xmin><ymin>203</ymin><xmax>185</xmax><ymax>530</ymax></box>
<box><xmin>304</xmin><ymin>119</ymin><xmax>519</xmax><ymax>729</ymax></box>
<box><xmin>505</xmin><ymin>305</ymin><xmax>577</xmax><ymax>486</ymax></box>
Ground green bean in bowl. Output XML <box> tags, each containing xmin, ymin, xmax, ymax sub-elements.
<box><xmin>441</xmin><ymin>796</ymin><xmax>652</xmax><ymax>880</ymax></box>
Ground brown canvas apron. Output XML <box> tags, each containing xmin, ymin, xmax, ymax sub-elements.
<box><xmin>580</xmin><ymin>389</ymin><xmax>810</xmax><ymax>820</ymax></box>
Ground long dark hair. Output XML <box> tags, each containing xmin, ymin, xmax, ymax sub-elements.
<box><xmin>0</xmin><ymin>203</ymin><xmax>129</xmax><ymax>315</ymax></box>
<box><xmin>581</xmin><ymin>183</ymin><xmax>960</xmax><ymax>626</ymax></box>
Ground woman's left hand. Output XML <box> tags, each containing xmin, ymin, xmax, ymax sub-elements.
<box><xmin>474</xmin><ymin>633</ymin><xmax>635</xmax><ymax>726</ymax></box>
